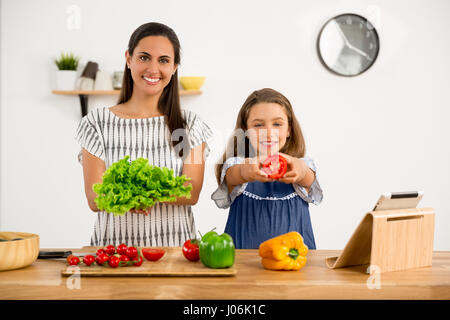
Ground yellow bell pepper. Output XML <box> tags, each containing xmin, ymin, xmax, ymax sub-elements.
<box><xmin>258</xmin><ymin>231</ymin><xmax>308</xmax><ymax>271</ymax></box>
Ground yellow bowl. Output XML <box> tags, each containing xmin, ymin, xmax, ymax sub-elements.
<box><xmin>179</xmin><ymin>76</ymin><xmax>205</xmax><ymax>90</ymax></box>
<box><xmin>0</xmin><ymin>232</ymin><xmax>39</xmax><ymax>271</ymax></box>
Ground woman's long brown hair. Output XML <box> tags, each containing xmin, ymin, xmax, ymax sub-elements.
<box><xmin>118</xmin><ymin>22</ymin><xmax>189</xmax><ymax>155</ymax></box>
<box><xmin>215</xmin><ymin>88</ymin><xmax>306</xmax><ymax>185</ymax></box>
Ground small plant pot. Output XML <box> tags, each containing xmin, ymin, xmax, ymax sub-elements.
<box><xmin>55</xmin><ymin>70</ymin><xmax>77</xmax><ymax>90</ymax></box>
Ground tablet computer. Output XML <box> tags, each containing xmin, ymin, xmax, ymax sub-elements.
<box><xmin>372</xmin><ymin>191</ymin><xmax>424</xmax><ymax>211</ymax></box>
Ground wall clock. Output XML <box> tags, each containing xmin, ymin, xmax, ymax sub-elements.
<box><xmin>317</xmin><ymin>13</ymin><xmax>380</xmax><ymax>76</ymax></box>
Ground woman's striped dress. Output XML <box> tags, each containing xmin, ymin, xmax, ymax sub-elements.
<box><xmin>75</xmin><ymin>107</ymin><xmax>213</xmax><ymax>247</ymax></box>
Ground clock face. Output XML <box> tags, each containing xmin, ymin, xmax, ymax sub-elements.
<box><xmin>317</xmin><ymin>14</ymin><xmax>380</xmax><ymax>76</ymax></box>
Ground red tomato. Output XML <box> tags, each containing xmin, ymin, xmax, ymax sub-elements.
<box><xmin>119</xmin><ymin>255</ymin><xmax>130</xmax><ymax>262</ymax></box>
<box><xmin>82</xmin><ymin>255</ymin><xmax>95</xmax><ymax>266</ymax></box>
<box><xmin>96</xmin><ymin>253</ymin><xmax>109</xmax><ymax>266</ymax></box>
<box><xmin>105</xmin><ymin>245</ymin><xmax>116</xmax><ymax>255</ymax></box>
<box><xmin>126</xmin><ymin>246</ymin><xmax>138</xmax><ymax>259</ymax></box>
<box><xmin>182</xmin><ymin>239</ymin><xmax>200</xmax><ymax>262</ymax></box>
<box><xmin>119</xmin><ymin>255</ymin><xmax>130</xmax><ymax>266</ymax></box>
<box><xmin>142</xmin><ymin>248</ymin><xmax>166</xmax><ymax>261</ymax></box>
<box><xmin>67</xmin><ymin>255</ymin><xmax>80</xmax><ymax>266</ymax></box>
<box><xmin>133</xmin><ymin>255</ymin><xmax>143</xmax><ymax>266</ymax></box>
<box><xmin>117</xmin><ymin>243</ymin><xmax>128</xmax><ymax>255</ymax></box>
<box><xmin>66</xmin><ymin>254</ymin><xmax>74</xmax><ymax>264</ymax></box>
<box><xmin>96</xmin><ymin>248</ymin><xmax>106</xmax><ymax>256</ymax></box>
<box><xmin>108</xmin><ymin>256</ymin><xmax>120</xmax><ymax>268</ymax></box>
<box><xmin>261</xmin><ymin>154</ymin><xmax>287</xmax><ymax>179</ymax></box>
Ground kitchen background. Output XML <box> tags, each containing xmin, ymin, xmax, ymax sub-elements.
<box><xmin>1</xmin><ymin>0</ymin><xmax>449</xmax><ymax>250</ymax></box>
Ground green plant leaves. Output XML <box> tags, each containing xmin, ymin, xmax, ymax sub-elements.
<box><xmin>93</xmin><ymin>156</ymin><xmax>192</xmax><ymax>215</ymax></box>
<box><xmin>54</xmin><ymin>52</ymin><xmax>80</xmax><ymax>70</ymax></box>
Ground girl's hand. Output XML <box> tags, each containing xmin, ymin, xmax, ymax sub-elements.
<box><xmin>277</xmin><ymin>153</ymin><xmax>308</xmax><ymax>184</ymax></box>
<box><xmin>129</xmin><ymin>207</ymin><xmax>151</xmax><ymax>216</ymax></box>
<box><xmin>240</xmin><ymin>157</ymin><xmax>274</xmax><ymax>183</ymax></box>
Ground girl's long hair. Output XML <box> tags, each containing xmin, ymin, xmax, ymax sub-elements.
<box><xmin>215</xmin><ymin>88</ymin><xmax>306</xmax><ymax>185</ymax></box>
<box><xmin>118</xmin><ymin>22</ymin><xmax>188</xmax><ymax>154</ymax></box>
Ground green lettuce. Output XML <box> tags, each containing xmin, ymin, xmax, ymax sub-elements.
<box><xmin>93</xmin><ymin>156</ymin><xmax>192</xmax><ymax>215</ymax></box>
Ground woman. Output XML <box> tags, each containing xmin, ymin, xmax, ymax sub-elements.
<box><xmin>76</xmin><ymin>22</ymin><xmax>212</xmax><ymax>247</ymax></box>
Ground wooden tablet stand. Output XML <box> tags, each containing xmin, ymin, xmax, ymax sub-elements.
<box><xmin>326</xmin><ymin>207</ymin><xmax>435</xmax><ymax>273</ymax></box>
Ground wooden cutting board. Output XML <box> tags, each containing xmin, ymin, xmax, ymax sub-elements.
<box><xmin>61</xmin><ymin>247</ymin><xmax>236</xmax><ymax>277</ymax></box>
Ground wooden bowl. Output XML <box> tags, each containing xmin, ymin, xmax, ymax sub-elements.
<box><xmin>0</xmin><ymin>232</ymin><xmax>39</xmax><ymax>271</ymax></box>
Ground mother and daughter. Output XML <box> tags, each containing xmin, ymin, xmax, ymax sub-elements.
<box><xmin>76</xmin><ymin>22</ymin><xmax>323</xmax><ymax>250</ymax></box>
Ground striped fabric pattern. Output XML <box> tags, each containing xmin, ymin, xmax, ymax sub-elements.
<box><xmin>75</xmin><ymin>107</ymin><xmax>213</xmax><ymax>247</ymax></box>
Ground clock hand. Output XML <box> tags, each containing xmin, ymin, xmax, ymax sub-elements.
<box><xmin>346</xmin><ymin>42</ymin><xmax>372</xmax><ymax>61</ymax></box>
<box><xmin>333</xmin><ymin>20</ymin><xmax>373</xmax><ymax>61</ymax></box>
<box><xmin>333</xmin><ymin>21</ymin><xmax>350</xmax><ymax>46</ymax></box>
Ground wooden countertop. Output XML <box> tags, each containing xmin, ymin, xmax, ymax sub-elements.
<box><xmin>0</xmin><ymin>249</ymin><xmax>449</xmax><ymax>300</ymax></box>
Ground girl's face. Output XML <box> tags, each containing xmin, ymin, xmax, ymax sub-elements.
<box><xmin>246</xmin><ymin>102</ymin><xmax>290</xmax><ymax>157</ymax></box>
<box><xmin>126</xmin><ymin>35</ymin><xmax>178</xmax><ymax>97</ymax></box>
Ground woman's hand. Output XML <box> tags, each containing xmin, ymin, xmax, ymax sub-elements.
<box><xmin>277</xmin><ymin>153</ymin><xmax>309</xmax><ymax>184</ymax></box>
<box><xmin>240</xmin><ymin>157</ymin><xmax>274</xmax><ymax>183</ymax></box>
<box><xmin>81</xmin><ymin>148</ymin><xmax>106</xmax><ymax>212</ymax></box>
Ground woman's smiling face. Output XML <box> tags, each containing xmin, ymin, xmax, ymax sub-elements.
<box><xmin>246</xmin><ymin>102</ymin><xmax>290</xmax><ymax>157</ymax></box>
<box><xmin>126</xmin><ymin>35</ymin><xmax>178</xmax><ymax>96</ymax></box>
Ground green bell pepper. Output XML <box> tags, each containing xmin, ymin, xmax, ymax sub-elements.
<box><xmin>199</xmin><ymin>230</ymin><xmax>235</xmax><ymax>268</ymax></box>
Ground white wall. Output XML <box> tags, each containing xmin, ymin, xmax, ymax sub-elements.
<box><xmin>1</xmin><ymin>0</ymin><xmax>449</xmax><ymax>250</ymax></box>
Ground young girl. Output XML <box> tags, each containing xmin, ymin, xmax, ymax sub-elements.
<box><xmin>76</xmin><ymin>22</ymin><xmax>213</xmax><ymax>247</ymax></box>
<box><xmin>211</xmin><ymin>88</ymin><xmax>323</xmax><ymax>249</ymax></box>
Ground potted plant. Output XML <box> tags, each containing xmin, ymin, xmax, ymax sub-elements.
<box><xmin>54</xmin><ymin>52</ymin><xmax>80</xmax><ymax>90</ymax></box>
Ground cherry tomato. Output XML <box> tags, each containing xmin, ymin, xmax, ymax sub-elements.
<box><xmin>126</xmin><ymin>246</ymin><xmax>138</xmax><ymax>259</ymax></box>
<box><xmin>117</xmin><ymin>243</ymin><xmax>128</xmax><ymax>255</ymax></box>
<box><xmin>96</xmin><ymin>248</ymin><xmax>106</xmax><ymax>256</ymax></box>
<box><xmin>96</xmin><ymin>253</ymin><xmax>109</xmax><ymax>266</ymax></box>
<box><xmin>142</xmin><ymin>248</ymin><xmax>166</xmax><ymax>261</ymax></box>
<box><xmin>261</xmin><ymin>154</ymin><xmax>287</xmax><ymax>179</ymax></box>
<box><xmin>105</xmin><ymin>245</ymin><xmax>116</xmax><ymax>255</ymax></box>
<box><xmin>67</xmin><ymin>255</ymin><xmax>80</xmax><ymax>266</ymax></box>
<box><xmin>119</xmin><ymin>255</ymin><xmax>130</xmax><ymax>266</ymax></box>
<box><xmin>108</xmin><ymin>256</ymin><xmax>120</xmax><ymax>268</ymax></box>
<box><xmin>82</xmin><ymin>254</ymin><xmax>95</xmax><ymax>266</ymax></box>
<box><xmin>66</xmin><ymin>254</ymin><xmax>74</xmax><ymax>264</ymax></box>
<box><xmin>182</xmin><ymin>239</ymin><xmax>200</xmax><ymax>262</ymax></box>
<box><xmin>119</xmin><ymin>254</ymin><xmax>130</xmax><ymax>262</ymax></box>
<box><xmin>132</xmin><ymin>255</ymin><xmax>143</xmax><ymax>266</ymax></box>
